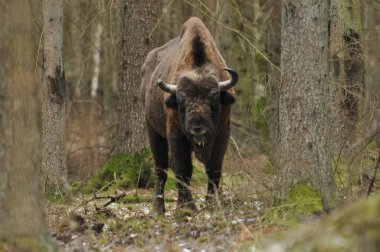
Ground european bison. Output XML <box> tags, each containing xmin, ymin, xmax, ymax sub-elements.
<box><xmin>140</xmin><ymin>17</ymin><xmax>238</xmax><ymax>214</ymax></box>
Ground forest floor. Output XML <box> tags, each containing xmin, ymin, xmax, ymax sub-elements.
<box><xmin>47</xmin><ymin>150</ymin><xmax>380</xmax><ymax>252</ymax></box>
<box><xmin>46</xmin><ymin>155</ymin><xmax>293</xmax><ymax>252</ymax></box>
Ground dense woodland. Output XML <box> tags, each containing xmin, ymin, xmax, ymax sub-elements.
<box><xmin>0</xmin><ymin>0</ymin><xmax>380</xmax><ymax>251</ymax></box>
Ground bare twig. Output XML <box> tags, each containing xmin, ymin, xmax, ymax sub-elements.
<box><xmin>347</xmin><ymin>127</ymin><xmax>380</xmax><ymax>193</ymax></box>
<box><xmin>70</xmin><ymin>190</ymin><xmax>126</xmax><ymax>213</ymax></box>
<box><xmin>367</xmin><ymin>151</ymin><xmax>380</xmax><ymax>197</ymax></box>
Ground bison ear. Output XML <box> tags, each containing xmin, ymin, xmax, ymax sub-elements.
<box><xmin>165</xmin><ymin>94</ymin><xmax>178</xmax><ymax>108</ymax></box>
<box><xmin>220</xmin><ymin>92</ymin><xmax>235</xmax><ymax>105</ymax></box>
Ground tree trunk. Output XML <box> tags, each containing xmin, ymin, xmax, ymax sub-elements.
<box><xmin>329</xmin><ymin>0</ymin><xmax>364</xmax><ymax>153</ymax></box>
<box><xmin>266</xmin><ymin>0</ymin><xmax>282</xmax><ymax>160</ymax></box>
<box><xmin>115</xmin><ymin>0</ymin><xmax>161</xmax><ymax>154</ymax></box>
<box><xmin>0</xmin><ymin>0</ymin><xmax>57</xmax><ymax>250</ymax></box>
<box><xmin>42</xmin><ymin>0</ymin><xmax>68</xmax><ymax>192</ymax></box>
<box><xmin>278</xmin><ymin>0</ymin><xmax>336</xmax><ymax>211</ymax></box>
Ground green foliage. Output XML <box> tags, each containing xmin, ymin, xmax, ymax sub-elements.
<box><xmin>262</xmin><ymin>184</ymin><xmax>323</xmax><ymax>225</ymax></box>
<box><xmin>252</xmin><ymin>96</ymin><xmax>269</xmax><ymax>138</ymax></box>
<box><xmin>84</xmin><ymin>149</ymin><xmax>154</xmax><ymax>193</ymax></box>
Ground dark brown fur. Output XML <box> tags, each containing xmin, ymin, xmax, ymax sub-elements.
<box><xmin>140</xmin><ymin>17</ymin><xmax>236</xmax><ymax>213</ymax></box>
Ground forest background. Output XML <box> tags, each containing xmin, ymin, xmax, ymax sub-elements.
<box><xmin>0</xmin><ymin>0</ymin><xmax>380</xmax><ymax>251</ymax></box>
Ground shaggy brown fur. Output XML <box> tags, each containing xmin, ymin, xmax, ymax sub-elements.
<box><xmin>140</xmin><ymin>17</ymin><xmax>237</xmax><ymax>214</ymax></box>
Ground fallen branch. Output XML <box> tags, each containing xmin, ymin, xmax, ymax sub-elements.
<box><xmin>71</xmin><ymin>190</ymin><xmax>127</xmax><ymax>213</ymax></box>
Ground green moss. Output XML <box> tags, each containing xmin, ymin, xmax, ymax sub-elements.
<box><xmin>125</xmin><ymin>218</ymin><xmax>152</xmax><ymax>233</ymax></box>
<box><xmin>263</xmin><ymin>193</ymin><xmax>380</xmax><ymax>251</ymax></box>
<box><xmin>84</xmin><ymin>149</ymin><xmax>154</xmax><ymax>193</ymax></box>
<box><xmin>120</xmin><ymin>194</ymin><xmax>151</xmax><ymax>204</ymax></box>
<box><xmin>174</xmin><ymin>208</ymin><xmax>193</xmax><ymax>220</ymax></box>
<box><xmin>286</xmin><ymin>184</ymin><xmax>323</xmax><ymax>215</ymax></box>
<box><xmin>106</xmin><ymin>220</ymin><xmax>124</xmax><ymax>232</ymax></box>
<box><xmin>262</xmin><ymin>184</ymin><xmax>323</xmax><ymax>225</ymax></box>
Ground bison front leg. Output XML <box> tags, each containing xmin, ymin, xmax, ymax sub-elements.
<box><xmin>205</xmin><ymin>126</ymin><xmax>230</xmax><ymax>202</ymax></box>
<box><xmin>169</xmin><ymin>129</ymin><xmax>196</xmax><ymax>210</ymax></box>
<box><xmin>146</xmin><ymin>122</ymin><xmax>169</xmax><ymax>215</ymax></box>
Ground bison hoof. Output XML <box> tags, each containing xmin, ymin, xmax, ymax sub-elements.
<box><xmin>153</xmin><ymin>196</ymin><xmax>165</xmax><ymax>215</ymax></box>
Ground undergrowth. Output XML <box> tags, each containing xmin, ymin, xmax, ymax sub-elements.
<box><xmin>82</xmin><ymin>149</ymin><xmax>154</xmax><ymax>193</ymax></box>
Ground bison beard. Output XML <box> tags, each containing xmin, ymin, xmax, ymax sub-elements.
<box><xmin>140</xmin><ymin>17</ymin><xmax>238</xmax><ymax>214</ymax></box>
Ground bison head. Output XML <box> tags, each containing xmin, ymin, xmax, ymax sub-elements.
<box><xmin>157</xmin><ymin>67</ymin><xmax>238</xmax><ymax>163</ymax></box>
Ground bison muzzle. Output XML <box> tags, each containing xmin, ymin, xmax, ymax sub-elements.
<box><xmin>140</xmin><ymin>17</ymin><xmax>238</xmax><ymax>214</ymax></box>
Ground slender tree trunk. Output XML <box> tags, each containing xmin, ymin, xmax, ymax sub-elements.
<box><xmin>278</xmin><ymin>0</ymin><xmax>336</xmax><ymax>211</ymax></box>
<box><xmin>42</xmin><ymin>0</ymin><xmax>68</xmax><ymax>192</ymax></box>
<box><xmin>115</xmin><ymin>0</ymin><xmax>161</xmax><ymax>154</ymax></box>
<box><xmin>91</xmin><ymin>23</ymin><xmax>103</xmax><ymax>98</ymax></box>
<box><xmin>330</xmin><ymin>0</ymin><xmax>364</xmax><ymax>153</ymax></box>
<box><xmin>0</xmin><ymin>1</ymin><xmax>57</xmax><ymax>250</ymax></box>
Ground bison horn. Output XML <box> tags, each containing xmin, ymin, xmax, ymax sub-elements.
<box><xmin>157</xmin><ymin>79</ymin><xmax>177</xmax><ymax>95</ymax></box>
<box><xmin>218</xmin><ymin>67</ymin><xmax>239</xmax><ymax>91</ymax></box>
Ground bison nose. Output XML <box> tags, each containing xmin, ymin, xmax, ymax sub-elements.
<box><xmin>190</xmin><ymin>126</ymin><xmax>207</xmax><ymax>136</ymax></box>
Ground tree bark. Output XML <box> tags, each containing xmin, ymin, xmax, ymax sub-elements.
<box><xmin>42</xmin><ymin>0</ymin><xmax>68</xmax><ymax>192</ymax></box>
<box><xmin>115</xmin><ymin>0</ymin><xmax>161</xmax><ymax>154</ymax></box>
<box><xmin>0</xmin><ymin>0</ymin><xmax>57</xmax><ymax>250</ymax></box>
<box><xmin>266</xmin><ymin>0</ymin><xmax>282</xmax><ymax>160</ymax></box>
<box><xmin>278</xmin><ymin>0</ymin><xmax>336</xmax><ymax>211</ymax></box>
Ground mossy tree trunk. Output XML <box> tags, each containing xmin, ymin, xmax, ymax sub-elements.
<box><xmin>0</xmin><ymin>0</ymin><xmax>57</xmax><ymax>250</ymax></box>
<box><xmin>329</xmin><ymin>0</ymin><xmax>364</xmax><ymax>154</ymax></box>
<box><xmin>115</xmin><ymin>0</ymin><xmax>161</xmax><ymax>154</ymax></box>
<box><xmin>42</xmin><ymin>0</ymin><xmax>68</xmax><ymax>192</ymax></box>
<box><xmin>278</xmin><ymin>0</ymin><xmax>337</xmax><ymax>211</ymax></box>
